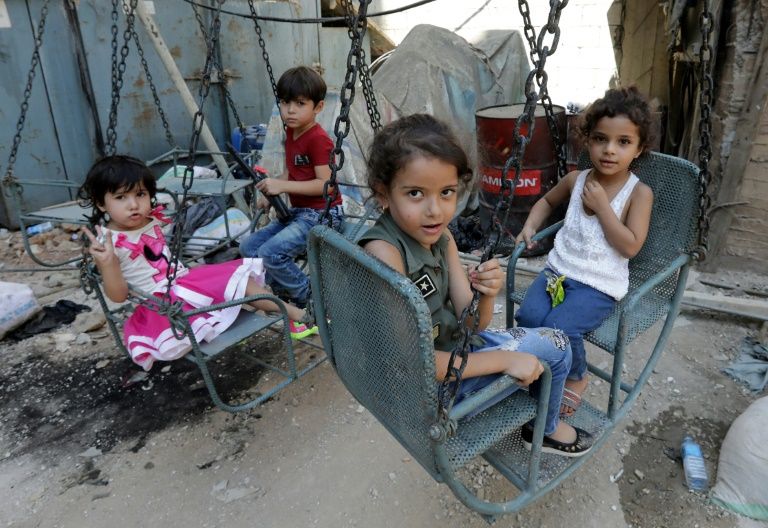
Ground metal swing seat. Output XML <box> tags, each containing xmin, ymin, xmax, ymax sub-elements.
<box><xmin>80</xmin><ymin>0</ymin><xmax>386</xmax><ymax>412</ymax></box>
<box><xmin>303</xmin><ymin>0</ymin><xmax>714</xmax><ymax>514</ymax></box>
<box><xmin>305</xmin><ymin>151</ymin><xmax>700</xmax><ymax>518</ymax></box>
<box><xmin>1</xmin><ymin>0</ymin><xmax>333</xmax><ymax>413</ymax></box>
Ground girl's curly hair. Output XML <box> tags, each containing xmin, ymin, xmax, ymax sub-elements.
<box><xmin>367</xmin><ymin>114</ymin><xmax>472</xmax><ymax>201</ymax></box>
<box><xmin>578</xmin><ymin>86</ymin><xmax>655</xmax><ymax>153</ymax></box>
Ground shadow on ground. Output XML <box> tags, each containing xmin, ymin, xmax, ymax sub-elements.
<box><xmin>620</xmin><ymin>406</ymin><xmax>733</xmax><ymax>527</ymax></box>
<box><xmin>0</xmin><ymin>333</ymin><xmax>286</xmax><ymax>459</ymax></box>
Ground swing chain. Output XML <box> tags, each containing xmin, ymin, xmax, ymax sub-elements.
<box><xmin>436</xmin><ymin>0</ymin><xmax>567</xmax><ymax>431</ymax></box>
<box><xmin>247</xmin><ymin>0</ymin><xmax>281</xmax><ymax>113</ymax></box>
<box><xmin>518</xmin><ymin>0</ymin><xmax>569</xmax><ymax>179</ymax></box>
<box><xmin>348</xmin><ymin>11</ymin><xmax>381</xmax><ymax>133</ymax></box>
<box><xmin>106</xmin><ymin>0</ymin><xmax>139</xmax><ymax>155</ymax></box>
<box><xmin>322</xmin><ymin>0</ymin><xmax>373</xmax><ymax>226</ymax></box>
<box><xmin>162</xmin><ymin>0</ymin><xmax>224</xmax><ymax>333</ymax></box>
<box><xmin>2</xmin><ymin>0</ymin><xmax>51</xmax><ymax>188</ymax></box>
<box><xmin>129</xmin><ymin>25</ymin><xmax>176</xmax><ymax>148</ymax></box>
<box><xmin>340</xmin><ymin>0</ymin><xmax>381</xmax><ymax>132</ymax></box>
<box><xmin>191</xmin><ymin>3</ymin><xmax>247</xmax><ymax>135</ymax></box>
<box><xmin>693</xmin><ymin>3</ymin><xmax>714</xmax><ymax>261</ymax></box>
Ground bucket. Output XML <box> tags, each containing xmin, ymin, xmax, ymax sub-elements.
<box><xmin>476</xmin><ymin>103</ymin><xmax>567</xmax><ymax>256</ymax></box>
<box><xmin>231</xmin><ymin>124</ymin><xmax>267</xmax><ymax>153</ymax></box>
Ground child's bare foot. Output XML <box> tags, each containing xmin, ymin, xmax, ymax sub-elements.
<box><xmin>561</xmin><ymin>376</ymin><xmax>589</xmax><ymax>417</ymax></box>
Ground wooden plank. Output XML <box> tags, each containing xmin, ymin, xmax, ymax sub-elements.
<box><xmin>323</xmin><ymin>0</ymin><xmax>395</xmax><ymax>58</ymax></box>
<box><xmin>706</xmin><ymin>1</ymin><xmax>768</xmax><ymax>270</ymax></box>
<box><xmin>682</xmin><ymin>290</ymin><xmax>768</xmax><ymax>321</ymax></box>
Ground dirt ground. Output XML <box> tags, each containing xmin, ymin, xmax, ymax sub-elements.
<box><xmin>1</xmin><ymin>227</ymin><xmax>767</xmax><ymax>528</ymax></box>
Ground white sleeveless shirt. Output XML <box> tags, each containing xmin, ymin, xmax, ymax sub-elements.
<box><xmin>546</xmin><ymin>169</ymin><xmax>639</xmax><ymax>300</ymax></box>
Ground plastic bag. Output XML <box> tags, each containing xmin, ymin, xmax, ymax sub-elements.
<box><xmin>711</xmin><ymin>396</ymin><xmax>768</xmax><ymax>520</ymax></box>
<box><xmin>0</xmin><ymin>281</ymin><xmax>41</xmax><ymax>340</ymax></box>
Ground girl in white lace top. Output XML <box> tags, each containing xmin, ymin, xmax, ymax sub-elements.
<box><xmin>515</xmin><ymin>87</ymin><xmax>655</xmax><ymax>417</ymax></box>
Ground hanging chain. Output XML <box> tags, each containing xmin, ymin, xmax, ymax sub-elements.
<box><xmin>105</xmin><ymin>0</ymin><xmax>138</xmax><ymax>155</ymax></box>
<box><xmin>352</xmin><ymin>17</ymin><xmax>382</xmax><ymax>133</ymax></box>
<box><xmin>191</xmin><ymin>3</ymin><xmax>247</xmax><ymax>135</ymax></box>
<box><xmin>518</xmin><ymin>0</ymin><xmax>569</xmax><ymax>178</ymax></box>
<box><xmin>130</xmin><ymin>26</ymin><xmax>176</xmax><ymax>148</ymax></box>
<box><xmin>247</xmin><ymin>0</ymin><xmax>281</xmax><ymax>112</ymax></box>
<box><xmin>2</xmin><ymin>0</ymin><xmax>50</xmax><ymax>190</ymax></box>
<box><xmin>320</xmin><ymin>0</ymin><xmax>372</xmax><ymax>228</ymax></box>
<box><xmin>693</xmin><ymin>2</ymin><xmax>714</xmax><ymax>261</ymax></box>
<box><xmin>162</xmin><ymin>0</ymin><xmax>224</xmax><ymax>322</ymax></box>
<box><xmin>436</xmin><ymin>0</ymin><xmax>568</xmax><ymax>427</ymax></box>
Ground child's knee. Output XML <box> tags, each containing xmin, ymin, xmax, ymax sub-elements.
<box><xmin>516</xmin><ymin>310</ymin><xmax>547</xmax><ymax>330</ymax></box>
<box><xmin>262</xmin><ymin>252</ymin><xmax>290</xmax><ymax>268</ymax></box>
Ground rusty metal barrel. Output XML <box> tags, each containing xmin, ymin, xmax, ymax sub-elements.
<box><xmin>476</xmin><ymin>103</ymin><xmax>567</xmax><ymax>256</ymax></box>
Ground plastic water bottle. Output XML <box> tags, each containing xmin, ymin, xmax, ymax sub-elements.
<box><xmin>681</xmin><ymin>435</ymin><xmax>708</xmax><ymax>491</ymax></box>
<box><xmin>25</xmin><ymin>221</ymin><xmax>54</xmax><ymax>236</ymax></box>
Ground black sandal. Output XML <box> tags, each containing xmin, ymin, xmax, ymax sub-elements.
<box><xmin>521</xmin><ymin>423</ymin><xmax>595</xmax><ymax>458</ymax></box>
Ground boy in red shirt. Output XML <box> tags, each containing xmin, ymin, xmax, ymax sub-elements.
<box><xmin>240</xmin><ymin>66</ymin><xmax>343</xmax><ymax>322</ymax></box>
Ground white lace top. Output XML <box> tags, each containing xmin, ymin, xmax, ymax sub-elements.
<box><xmin>547</xmin><ymin>169</ymin><xmax>639</xmax><ymax>300</ymax></box>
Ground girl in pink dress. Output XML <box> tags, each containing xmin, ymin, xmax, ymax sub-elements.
<box><xmin>78</xmin><ymin>154</ymin><xmax>315</xmax><ymax>371</ymax></box>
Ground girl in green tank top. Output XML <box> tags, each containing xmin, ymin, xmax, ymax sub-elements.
<box><xmin>357</xmin><ymin>114</ymin><xmax>594</xmax><ymax>457</ymax></box>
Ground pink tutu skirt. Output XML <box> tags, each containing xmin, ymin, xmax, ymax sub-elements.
<box><xmin>124</xmin><ymin>258</ymin><xmax>265</xmax><ymax>370</ymax></box>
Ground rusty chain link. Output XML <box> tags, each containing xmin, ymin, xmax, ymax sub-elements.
<box><xmin>693</xmin><ymin>3</ymin><xmax>714</xmax><ymax>261</ymax></box>
<box><xmin>437</xmin><ymin>0</ymin><xmax>568</xmax><ymax>427</ymax></box>
<box><xmin>130</xmin><ymin>25</ymin><xmax>176</xmax><ymax>148</ymax></box>
<box><xmin>162</xmin><ymin>0</ymin><xmax>225</xmax><ymax>335</ymax></box>
<box><xmin>2</xmin><ymin>0</ymin><xmax>51</xmax><ymax>192</ymax></box>
<box><xmin>320</xmin><ymin>0</ymin><xmax>376</xmax><ymax>229</ymax></box>
<box><xmin>191</xmin><ymin>3</ymin><xmax>248</xmax><ymax>137</ymax></box>
<box><xmin>105</xmin><ymin>0</ymin><xmax>138</xmax><ymax>155</ymax></box>
<box><xmin>247</xmin><ymin>0</ymin><xmax>282</xmax><ymax>115</ymax></box>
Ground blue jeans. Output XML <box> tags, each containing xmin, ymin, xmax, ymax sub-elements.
<box><xmin>515</xmin><ymin>269</ymin><xmax>615</xmax><ymax>381</ymax></box>
<box><xmin>239</xmin><ymin>206</ymin><xmax>344</xmax><ymax>306</ymax></box>
<box><xmin>454</xmin><ymin>327</ymin><xmax>572</xmax><ymax>436</ymax></box>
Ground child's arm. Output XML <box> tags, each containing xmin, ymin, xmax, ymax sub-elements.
<box><xmin>583</xmin><ymin>180</ymin><xmax>654</xmax><ymax>258</ymax></box>
<box><xmin>257</xmin><ymin>165</ymin><xmax>329</xmax><ymax>197</ymax></box>
<box><xmin>435</xmin><ymin>348</ymin><xmax>543</xmax><ymax>386</ymax></box>
<box><xmin>82</xmin><ymin>226</ymin><xmax>129</xmax><ymax>303</ymax></box>
<box><xmin>363</xmin><ymin>238</ymin><xmax>541</xmax><ymax>385</ymax></box>
<box><xmin>516</xmin><ymin>170</ymin><xmax>577</xmax><ymax>249</ymax></box>
<box><xmin>444</xmin><ymin>231</ymin><xmax>502</xmax><ymax>332</ymax></box>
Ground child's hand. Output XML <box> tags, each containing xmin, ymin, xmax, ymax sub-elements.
<box><xmin>504</xmin><ymin>351</ymin><xmax>544</xmax><ymax>386</ymax></box>
<box><xmin>256</xmin><ymin>194</ymin><xmax>271</xmax><ymax>211</ymax></box>
<box><xmin>515</xmin><ymin>225</ymin><xmax>537</xmax><ymax>249</ymax></box>
<box><xmin>468</xmin><ymin>258</ymin><xmax>503</xmax><ymax>297</ymax></box>
<box><xmin>256</xmin><ymin>178</ymin><xmax>284</xmax><ymax>197</ymax></box>
<box><xmin>582</xmin><ymin>179</ymin><xmax>610</xmax><ymax>215</ymax></box>
<box><xmin>82</xmin><ymin>225</ymin><xmax>116</xmax><ymax>265</ymax></box>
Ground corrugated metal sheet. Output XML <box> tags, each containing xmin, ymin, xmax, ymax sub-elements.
<box><xmin>0</xmin><ymin>0</ymin><xmax>322</xmax><ymax>227</ymax></box>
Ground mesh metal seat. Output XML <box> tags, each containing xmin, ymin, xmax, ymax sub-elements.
<box><xmin>309</xmin><ymin>226</ymin><xmax>571</xmax><ymax>517</ymax></box>
<box><xmin>307</xmin><ymin>150</ymin><xmax>700</xmax><ymax>519</ymax></box>
<box><xmin>507</xmin><ymin>151</ymin><xmax>699</xmax><ymax>416</ymax></box>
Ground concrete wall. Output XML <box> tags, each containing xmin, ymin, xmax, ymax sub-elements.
<box><xmin>369</xmin><ymin>0</ymin><xmax>620</xmax><ymax>107</ymax></box>
<box><xmin>718</xmin><ymin>105</ymin><xmax>768</xmax><ymax>269</ymax></box>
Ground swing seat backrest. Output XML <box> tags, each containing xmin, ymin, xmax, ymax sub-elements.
<box><xmin>579</xmin><ymin>151</ymin><xmax>700</xmax><ymax>350</ymax></box>
<box><xmin>307</xmin><ymin>226</ymin><xmax>441</xmax><ymax>473</ymax></box>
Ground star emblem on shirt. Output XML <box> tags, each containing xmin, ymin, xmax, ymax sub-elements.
<box><xmin>414</xmin><ymin>273</ymin><xmax>437</xmax><ymax>298</ymax></box>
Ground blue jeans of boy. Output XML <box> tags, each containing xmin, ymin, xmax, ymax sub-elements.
<box><xmin>239</xmin><ymin>206</ymin><xmax>344</xmax><ymax>307</ymax></box>
<box><xmin>515</xmin><ymin>269</ymin><xmax>615</xmax><ymax>381</ymax></box>
<box><xmin>454</xmin><ymin>327</ymin><xmax>572</xmax><ymax>436</ymax></box>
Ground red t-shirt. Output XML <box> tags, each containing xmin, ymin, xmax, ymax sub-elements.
<box><xmin>285</xmin><ymin>123</ymin><xmax>342</xmax><ymax>209</ymax></box>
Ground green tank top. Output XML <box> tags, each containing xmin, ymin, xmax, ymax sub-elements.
<box><xmin>358</xmin><ymin>211</ymin><xmax>461</xmax><ymax>351</ymax></box>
